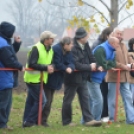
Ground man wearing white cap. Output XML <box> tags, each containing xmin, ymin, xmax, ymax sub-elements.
<box><xmin>23</xmin><ymin>31</ymin><xmax>56</xmax><ymax>127</ymax></box>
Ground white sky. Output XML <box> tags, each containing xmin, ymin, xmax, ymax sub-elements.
<box><xmin>0</xmin><ymin>0</ymin><xmax>134</xmax><ymax>28</ymax></box>
<box><xmin>0</xmin><ymin>0</ymin><xmax>14</xmax><ymax>23</ymax></box>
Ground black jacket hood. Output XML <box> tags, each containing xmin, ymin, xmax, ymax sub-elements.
<box><xmin>0</xmin><ymin>21</ymin><xmax>15</xmax><ymax>39</ymax></box>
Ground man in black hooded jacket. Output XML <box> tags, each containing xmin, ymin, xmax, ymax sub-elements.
<box><xmin>0</xmin><ymin>21</ymin><xmax>22</xmax><ymax>88</ymax></box>
<box><xmin>0</xmin><ymin>21</ymin><xmax>23</xmax><ymax>129</ymax></box>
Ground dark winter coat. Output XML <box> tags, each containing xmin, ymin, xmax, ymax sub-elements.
<box><xmin>0</xmin><ymin>22</ymin><xmax>22</xmax><ymax>90</ymax></box>
<box><xmin>64</xmin><ymin>38</ymin><xmax>96</xmax><ymax>84</ymax></box>
<box><xmin>45</xmin><ymin>43</ymin><xmax>75</xmax><ymax>90</ymax></box>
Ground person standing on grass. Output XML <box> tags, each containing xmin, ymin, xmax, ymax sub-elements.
<box><xmin>86</xmin><ymin>37</ymin><xmax>119</xmax><ymax>121</ymax></box>
<box><xmin>23</xmin><ymin>31</ymin><xmax>56</xmax><ymax>127</ymax></box>
<box><xmin>62</xmin><ymin>27</ymin><xmax>102</xmax><ymax>127</ymax></box>
<box><xmin>0</xmin><ymin>21</ymin><xmax>24</xmax><ymax>129</ymax></box>
<box><xmin>128</xmin><ymin>38</ymin><xmax>134</xmax><ymax>105</ymax></box>
<box><xmin>41</xmin><ymin>37</ymin><xmax>75</xmax><ymax>127</ymax></box>
<box><xmin>106</xmin><ymin>27</ymin><xmax>134</xmax><ymax>124</ymax></box>
<box><xmin>12</xmin><ymin>35</ymin><xmax>22</xmax><ymax>88</ymax></box>
<box><xmin>91</xmin><ymin>27</ymin><xmax>113</xmax><ymax>122</ymax></box>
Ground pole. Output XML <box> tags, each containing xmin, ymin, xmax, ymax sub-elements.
<box><xmin>38</xmin><ymin>72</ymin><xmax>44</xmax><ymax>125</ymax></box>
<box><xmin>114</xmin><ymin>69</ymin><xmax>121</xmax><ymax>122</ymax></box>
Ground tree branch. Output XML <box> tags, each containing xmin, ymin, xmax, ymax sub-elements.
<box><xmin>45</xmin><ymin>0</ymin><xmax>110</xmax><ymax>24</ymax></box>
<box><xmin>40</xmin><ymin>5</ymin><xmax>70</xmax><ymax>20</ymax></box>
<box><xmin>45</xmin><ymin>0</ymin><xmax>78</xmax><ymax>8</ymax></box>
<box><xmin>123</xmin><ymin>8</ymin><xmax>134</xmax><ymax>25</ymax></box>
<box><xmin>99</xmin><ymin>0</ymin><xmax>111</xmax><ymax>12</ymax></box>
<box><xmin>118</xmin><ymin>13</ymin><xmax>134</xmax><ymax>24</ymax></box>
<box><xmin>118</xmin><ymin>1</ymin><xmax>127</xmax><ymax>13</ymax></box>
<box><xmin>82</xmin><ymin>0</ymin><xmax>110</xmax><ymax>24</ymax></box>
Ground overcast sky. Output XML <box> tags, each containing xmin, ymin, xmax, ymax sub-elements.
<box><xmin>0</xmin><ymin>0</ymin><xmax>134</xmax><ymax>28</ymax></box>
<box><xmin>0</xmin><ymin>0</ymin><xmax>16</xmax><ymax>25</ymax></box>
<box><xmin>0</xmin><ymin>1</ymin><xmax>11</xmax><ymax>23</ymax></box>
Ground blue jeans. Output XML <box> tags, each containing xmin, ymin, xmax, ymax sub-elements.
<box><xmin>81</xmin><ymin>82</ymin><xmax>103</xmax><ymax>123</ymax></box>
<box><xmin>130</xmin><ymin>84</ymin><xmax>134</xmax><ymax>103</ymax></box>
<box><xmin>88</xmin><ymin>82</ymin><xmax>103</xmax><ymax>120</ymax></box>
<box><xmin>0</xmin><ymin>89</ymin><xmax>12</xmax><ymax>128</ymax></box>
<box><xmin>108</xmin><ymin>82</ymin><xmax>134</xmax><ymax>124</ymax></box>
<box><xmin>23</xmin><ymin>83</ymin><xmax>46</xmax><ymax>124</ymax></box>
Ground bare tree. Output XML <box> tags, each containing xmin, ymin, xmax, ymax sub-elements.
<box><xmin>6</xmin><ymin>0</ymin><xmax>38</xmax><ymax>40</ymax></box>
<box><xmin>46</xmin><ymin>0</ymin><xmax>134</xmax><ymax>30</ymax></box>
<box><xmin>39</xmin><ymin>0</ymin><xmax>89</xmax><ymax>35</ymax></box>
<box><xmin>81</xmin><ymin>0</ymin><xmax>134</xmax><ymax>28</ymax></box>
<box><xmin>7</xmin><ymin>0</ymin><xmax>116</xmax><ymax>41</ymax></box>
<box><xmin>7</xmin><ymin>0</ymin><xmax>85</xmax><ymax>40</ymax></box>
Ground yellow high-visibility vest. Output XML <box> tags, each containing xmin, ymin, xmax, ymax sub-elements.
<box><xmin>24</xmin><ymin>42</ymin><xmax>53</xmax><ymax>84</ymax></box>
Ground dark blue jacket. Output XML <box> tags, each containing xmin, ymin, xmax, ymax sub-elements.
<box><xmin>0</xmin><ymin>22</ymin><xmax>22</xmax><ymax>90</ymax></box>
<box><xmin>45</xmin><ymin>43</ymin><xmax>75</xmax><ymax>90</ymax></box>
<box><xmin>90</xmin><ymin>41</ymin><xmax>115</xmax><ymax>83</ymax></box>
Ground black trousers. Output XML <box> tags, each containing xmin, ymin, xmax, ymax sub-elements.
<box><xmin>62</xmin><ymin>83</ymin><xmax>93</xmax><ymax>125</ymax></box>
<box><xmin>100</xmin><ymin>80</ymin><xmax>108</xmax><ymax>118</ymax></box>
<box><xmin>23</xmin><ymin>83</ymin><xmax>46</xmax><ymax>124</ymax></box>
<box><xmin>42</xmin><ymin>87</ymin><xmax>55</xmax><ymax>124</ymax></box>
<box><xmin>0</xmin><ymin>89</ymin><xmax>12</xmax><ymax>128</ymax></box>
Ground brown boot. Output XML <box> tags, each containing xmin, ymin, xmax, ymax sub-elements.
<box><xmin>68</xmin><ymin>122</ymin><xmax>76</xmax><ymax>127</ymax></box>
<box><xmin>85</xmin><ymin>120</ymin><xmax>102</xmax><ymax>127</ymax></box>
<box><xmin>3</xmin><ymin>126</ymin><xmax>13</xmax><ymax>131</ymax></box>
<box><xmin>63</xmin><ymin>122</ymin><xmax>76</xmax><ymax>127</ymax></box>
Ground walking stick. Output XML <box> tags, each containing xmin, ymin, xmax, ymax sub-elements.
<box><xmin>114</xmin><ymin>69</ymin><xmax>121</xmax><ymax>122</ymax></box>
<box><xmin>38</xmin><ymin>72</ymin><xmax>44</xmax><ymax>125</ymax></box>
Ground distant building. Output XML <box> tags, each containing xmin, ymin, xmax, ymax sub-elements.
<box><xmin>62</xmin><ymin>28</ymin><xmax>76</xmax><ymax>38</ymax></box>
<box><xmin>123</xmin><ymin>28</ymin><xmax>134</xmax><ymax>41</ymax></box>
<box><xmin>122</xmin><ymin>28</ymin><xmax>134</xmax><ymax>48</ymax></box>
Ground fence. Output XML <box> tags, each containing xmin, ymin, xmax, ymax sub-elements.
<box><xmin>0</xmin><ymin>68</ymin><xmax>125</xmax><ymax>125</ymax></box>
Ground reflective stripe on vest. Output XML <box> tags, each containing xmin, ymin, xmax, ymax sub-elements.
<box><xmin>26</xmin><ymin>70</ymin><xmax>40</xmax><ymax>74</ymax></box>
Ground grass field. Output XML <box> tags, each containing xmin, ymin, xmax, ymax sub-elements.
<box><xmin>0</xmin><ymin>92</ymin><xmax>134</xmax><ymax>134</ymax></box>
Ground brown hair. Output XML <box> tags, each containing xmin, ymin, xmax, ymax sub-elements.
<box><xmin>99</xmin><ymin>27</ymin><xmax>113</xmax><ymax>42</ymax></box>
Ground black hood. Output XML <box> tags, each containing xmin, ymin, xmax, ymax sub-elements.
<box><xmin>0</xmin><ymin>21</ymin><xmax>15</xmax><ymax>39</ymax></box>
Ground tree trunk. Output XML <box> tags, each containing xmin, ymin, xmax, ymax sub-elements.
<box><xmin>110</xmin><ymin>0</ymin><xmax>118</xmax><ymax>29</ymax></box>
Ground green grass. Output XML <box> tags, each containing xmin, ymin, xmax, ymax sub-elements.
<box><xmin>0</xmin><ymin>92</ymin><xmax>134</xmax><ymax>134</ymax></box>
